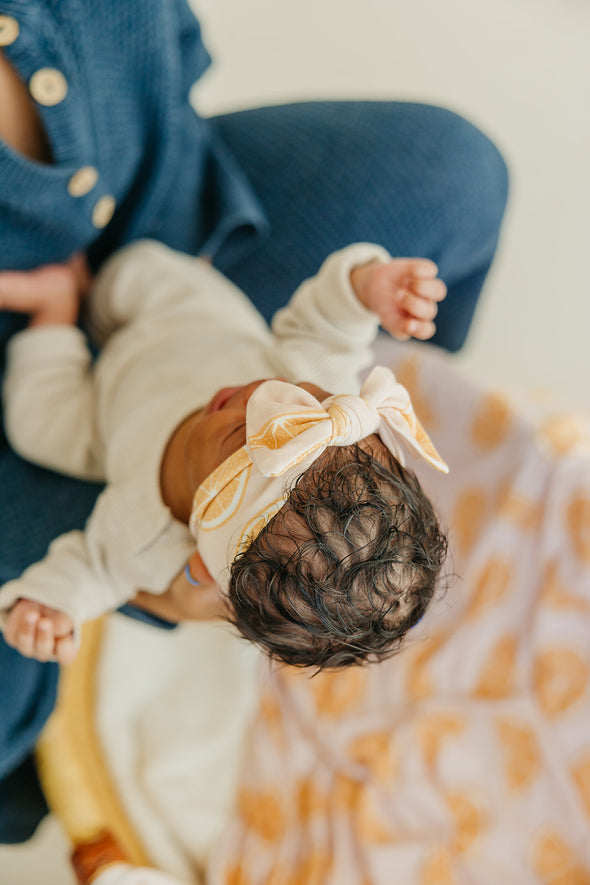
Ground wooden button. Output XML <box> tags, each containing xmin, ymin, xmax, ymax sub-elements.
<box><xmin>91</xmin><ymin>195</ymin><xmax>116</xmax><ymax>229</ymax></box>
<box><xmin>29</xmin><ymin>68</ymin><xmax>68</xmax><ymax>106</ymax></box>
<box><xmin>0</xmin><ymin>15</ymin><xmax>19</xmax><ymax>46</ymax></box>
<box><xmin>68</xmin><ymin>166</ymin><xmax>99</xmax><ymax>197</ymax></box>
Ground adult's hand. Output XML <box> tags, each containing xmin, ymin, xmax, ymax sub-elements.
<box><xmin>130</xmin><ymin>552</ymin><xmax>226</xmax><ymax>623</ymax></box>
<box><xmin>0</xmin><ymin>253</ymin><xmax>92</xmax><ymax>324</ymax></box>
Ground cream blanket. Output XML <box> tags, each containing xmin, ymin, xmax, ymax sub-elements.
<box><xmin>90</xmin><ymin>342</ymin><xmax>590</xmax><ymax>885</ymax></box>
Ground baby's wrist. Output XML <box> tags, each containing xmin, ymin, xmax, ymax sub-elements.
<box><xmin>349</xmin><ymin>260</ymin><xmax>380</xmax><ymax>309</ymax></box>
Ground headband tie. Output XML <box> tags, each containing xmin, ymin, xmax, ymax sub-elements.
<box><xmin>190</xmin><ymin>366</ymin><xmax>447</xmax><ymax>589</ymax></box>
<box><xmin>247</xmin><ymin>365</ymin><xmax>448</xmax><ymax>476</ymax></box>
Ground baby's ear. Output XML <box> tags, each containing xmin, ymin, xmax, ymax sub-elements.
<box><xmin>189</xmin><ymin>551</ymin><xmax>214</xmax><ymax>584</ymax></box>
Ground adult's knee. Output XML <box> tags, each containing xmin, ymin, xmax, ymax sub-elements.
<box><xmin>212</xmin><ymin>100</ymin><xmax>509</xmax><ymax>340</ymax></box>
<box><xmin>382</xmin><ymin>103</ymin><xmax>509</xmax><ymax>290</ymax></box>
<box><xmin>212</xmin><ymin>99</ymin><xmax>508</xmax><ymax>226</ymax></box>
<box><xmin>425</xmin><ymin>105</ymin><xmax>509</xmax><ymax>238</ymax></box>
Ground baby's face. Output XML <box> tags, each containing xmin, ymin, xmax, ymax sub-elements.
<box><xmin>185</xmin><ymin>379</ymin><xmax>330</xmax><ymax>493</ymax></box>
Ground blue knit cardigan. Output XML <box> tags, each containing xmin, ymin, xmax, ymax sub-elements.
<box><xmin>0</xmin><ymin>0</ymin><xmax>267</xmax><ymax>273</ymax></box>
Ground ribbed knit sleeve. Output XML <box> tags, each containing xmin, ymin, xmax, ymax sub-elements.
<box><xmin>269</xmin><ymin>243</ymin><xmax>391</xmax><ymax>392</ymax></box>
<box><xmin>3</xmin><ymin>325</ymin><xmax>104</xmax><ymax>480</ymax></box>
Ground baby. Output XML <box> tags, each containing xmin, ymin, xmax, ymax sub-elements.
<box><xmin>0</xmin><ymin>240</ymin><xmax>448</xmax><ymax>668</ymax></box>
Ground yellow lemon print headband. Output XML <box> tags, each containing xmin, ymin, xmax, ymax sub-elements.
<box><xmin>189</xmin><ymin>365</ymin><xmax>448</xmax><ymax>590</ymax></box>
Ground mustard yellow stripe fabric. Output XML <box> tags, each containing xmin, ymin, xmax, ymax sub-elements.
<box><xmin>35</xmin><ymin>618</ymin><xmax>149</xmax><ymax>866</ymax></box>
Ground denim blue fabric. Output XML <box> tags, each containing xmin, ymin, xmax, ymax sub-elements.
<box><xmin>211</xmin><ymin>102</ymin><xmax>508</xmax><ymax>353</ymax></box>
<box><xmin>0</xmin><ymin>1</ymin><xmax>508</xmax><ymax>844</ymax></box>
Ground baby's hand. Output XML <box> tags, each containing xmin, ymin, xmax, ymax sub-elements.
<box><xmin>351</xmin><ymin>258</ymin><xmax>447</xmax><ymax>341</ymax></box>
<box><xmin>4</xmin><ymin>599</ymin><xmax>77</xmax><ymax>664</ymax></box>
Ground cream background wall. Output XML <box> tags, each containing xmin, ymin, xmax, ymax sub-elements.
<box><xmin>1</xmin><ymin>1</ymin><xmax>588</xmax><ymax>882</ymax></box>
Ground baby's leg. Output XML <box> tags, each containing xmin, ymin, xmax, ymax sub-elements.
<box><xmin>3</xmin><ymin>600</ymin><xmax>76</xmax><ymax>665</ymax></box>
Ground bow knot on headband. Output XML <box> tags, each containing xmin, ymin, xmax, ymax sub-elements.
<box><xmin>246</xmin><ymin>365</ymin><xmax>447</xmax><ymax>477</ymax></box>
<box><xmin>189</xmin><ymin>366</ymin><xmax>447</xmax><ymax>589</ymax></box>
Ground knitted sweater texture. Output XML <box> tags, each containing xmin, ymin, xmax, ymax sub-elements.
<box><xmin>0</xmin><ymin>0</ymin><xmax>266</xmax><ymax>272</ymax></box>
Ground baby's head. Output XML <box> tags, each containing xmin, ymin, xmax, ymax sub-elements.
<box><xmin>229</xmin><ymin>437</ymin><xmax>446</xmax><ymax>668</ymax></box>
<box><xmin>190</xmin><ymin>367</ymin><xmax>448</xmax><ymax>670</ymax></box>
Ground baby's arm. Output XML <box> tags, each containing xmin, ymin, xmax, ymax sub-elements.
<box><xmin>0</xmin><ymin>526</ymin><xmax>125</xmax><ymax>662</ymax></box>
<box><xmin>269</xmin><ymin>245</ymin><xmax>387</xmax><ymax>386</ymax></box>
<box><xmin>0</xmin><ymin>460</ymin><xmax>198</xmax><ymax>661</ymax></box>
<box><xmin>269</xmin><ymin>245</ymin><xmax>447</xmax><ymax>389</ymax></box>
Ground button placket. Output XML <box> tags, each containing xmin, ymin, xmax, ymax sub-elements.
<box><xmin>68</xmin><ymin>166</ymin><xmax>99</xmax><ymax>197</ymax></box>
<box><xmin>0</xmin><ymin>14</ymin><xmax>19</xmax><ymax>46</ymax></box>
<box><xmin>91</xmin><ymin>195</ymin><xmax>116</xmax><ymax>229</ymax></box>
<box><xmin>7</xmin><ymin>9</ymin><xmax>127</xmax><ymax>237</ymax></box>
<box><xmin>29</xmin><ymin>67</ymin><xmax>68</xmax><ymax>107</ymax></box>
<box><xmin>0</xmin><ymin>11</ymin><xmax>119</xmax><ymax>236</ymax></box>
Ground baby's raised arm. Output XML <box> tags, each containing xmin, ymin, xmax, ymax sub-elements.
<box><xmin>268</xmin><ymin>244</ymin><xmax>447</xmax><ymax>393</ymax></box>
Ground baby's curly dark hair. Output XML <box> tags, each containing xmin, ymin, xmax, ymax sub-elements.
<box><xmin>227</xmin><ymin>437</ymin><xmax>447</xmax><ymax>670</ymax></box>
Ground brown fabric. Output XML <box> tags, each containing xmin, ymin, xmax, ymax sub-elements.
<box><xmin>71</xmin><ymin>829</ymin><xmax>128</xmax><ymax>885</ymax></box>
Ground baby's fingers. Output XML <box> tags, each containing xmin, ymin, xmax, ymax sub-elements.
<box><xmin>409</xmin><ymin>277</ymin><xmax>447</xmax><ymax>303</ymax></box>
<box><xmin>55</xmin><ymin>633</ymin><xmax>78</xmax><ymax>665</ymax></box>
<box><xmin>4</xmin><ymin>599</ymin><xmax>73</xmax><ymax>662</ymax></box>
<box><xmin>398</xmin><ymin>289</ymin><xmax>440</xmax><ymax>323</ymax></box>
<box><xmin>33</xmin><ymin>617</ymin><xmax>59</xmax><ymax>662</ymax></box>
<box><xmin>381</xmin><ymin>312</ymin><xmax>436</xmax><ymax>342</ymax></box>
<box><xmin>5</xmin><ymin>602</ymin><xmax>41</xmax><ymax>657</ymax></box>
<box><xmin>403</xmin><ymin>317</ymin><xmax>437</xmax><ymax>341</ymax></box>
<box><xmin>7</xmin><ymin>608</ymin><xmax>55</xmax><ymax>660</ymax></box>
